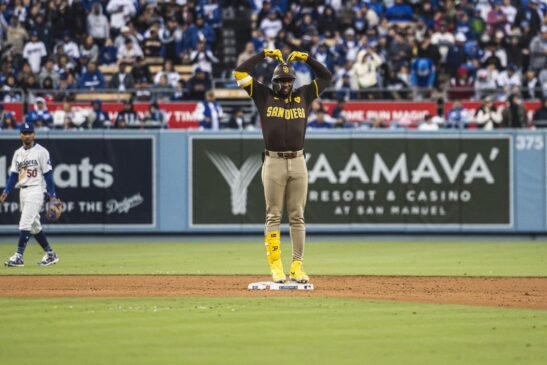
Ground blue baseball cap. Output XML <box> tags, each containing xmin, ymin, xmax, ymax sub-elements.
<box><xmin>20</xmin><ymin>122</ymin><xmax>34</xmax><ymax>133</ymax></box>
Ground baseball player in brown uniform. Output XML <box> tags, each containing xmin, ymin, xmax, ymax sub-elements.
<box><xmin>233</xmin><ymin>49</ymin><xmax>332</xmax><ymax>283</ymax></box>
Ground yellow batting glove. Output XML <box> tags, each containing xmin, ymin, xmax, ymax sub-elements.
<box><xmin>287</xmin><ymin>51</ymin><xmax>308</xmax><ymax>63</ymax></box>
<box><xmin>263</xmin><ymin>49</ymin><xmax>284</xmax><ymax>63</ymax></box>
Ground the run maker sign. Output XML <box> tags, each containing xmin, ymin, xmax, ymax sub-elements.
<box><xmin>191</xmin><ymin>135</ymin><xmax>511</xmax><ymax>227</ymax></box>
<box><xmin>0</xmin><ymin>136</ymin><xmax>154</xmax><ymax>226</ymax></box>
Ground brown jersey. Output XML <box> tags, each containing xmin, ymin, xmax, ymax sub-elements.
<box><xmin>242</xmin><ymin>78</ymin><xmax>330</xmax><ymax>151</ymax></box>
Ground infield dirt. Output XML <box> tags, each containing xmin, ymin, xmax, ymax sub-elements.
<box><xmin>1</xmin><ymin>275</ymin><xmax>546</xmax><ymax>310</ymax></box>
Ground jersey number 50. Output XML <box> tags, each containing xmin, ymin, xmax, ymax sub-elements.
<box><xmin>26</xmin><ymin>169</ymin><xmax>38</xmax><ymax>178</ymax></box>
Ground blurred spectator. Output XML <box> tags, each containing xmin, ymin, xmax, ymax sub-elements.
<box><xmin>143</xmin><ymin>102</ymin><xmax>167</xmax><ymax>128</ymax></box>
<box><xmin>446</xmin><ymin>100</ymin><xmax>469</xmax><ymax>129</ymax></box>
<box><xmin>23</xmin><ymin>31</ymin><xmax>47</xmax><ymax>74</ymax></box>
<box><xmin>410</xmin><ymin>58</ymin><xmax>436</xmax><ymax>99</ymax></box>
<box><xmin>522</xmin><ymin>70</ymin><xmax>540</xmax><ymax>99</ymax></box>
<box><xmin>418</xmin><ymin>114</ymin><xmax>439</xmax><ymax>131</ymax></box>
<box><xmin>351</xmin><ymin>48</ymin><xmax>383</xmax><ymax>98</ymax></box>
<box><xmin>514</xmin><ymin>1</ymin><xmax>542</xmax><ymax>37</ymax></box>
<box><xmin>80</xmin><ymin>35</ymin><xmax>100</xmax><ymax>64</ymax></box>
<box><xmin>540</xmin><ymin>69</ymin><xmax>547</xmax><ymax>98</ymax></box>
<box><xmin>99</xmin><ymin>38</ymin><xmax>117</xmax><ymax>65</ymax></box>
<box><xmin>223</xmin><ymin>109</ymin><xmax>245</xmax><ymax>130</ymax></box>
<box><xmin>260</xmin><ymin>10</ymin><xmax>282</xmax><ymax>39</ymax></box>
<box><xmin>502</xmin><ymin>94</ymin><xmax>528</xmax><ymax>128</ymax></box>
<box><xmin>195</xmin><ymin>90</ymin><xmax>224</xmax><ymax>130</ymax></box>
<box><xmin>171</xmin><ymin>79</ymin><xmax>187</xmax><ymax>101</ymax></box>
<box><xmin>496</xmin><ymin>64</ymin><xmax>522</xmax><ymax>101</ymax></box>
<box><xmin>78</xmin><ymin>62</ymin><xmax>105</xmax><ymax>90</ymax></box>
<box><xmin>387</xmin><ymin>31</ymin><xmax>412</xmax><ymax>71</ymax></box>
<box><xmin>311</xmin><ymin>42</ymin><xmax>335</xmax><ymax>74</ymax></box>
<box><xmin>186</xmin><ymin>68</ymin><xmax>211</xmax><ymax>100</ymax></box>
<box><xmin>152</xmin><ymin>74</ymin><xmax>174</xmax><ymax>101</ymax></box>
<box><xmin>385</xmin><ymin>0</ymin><xmax>414</xmax><ymax>23</ymax></box>
<box><xmin>505</xmin><ymin>33</ymin><xmax>525</xmax><ymax>70</ymax></box>
<box><xmin>117</xmin><ymin>38</ymin><xmax>144</xmax><ymax>64</ymax></box>
<box><xmin>38</xmin><ymin>76</ymin><xmax>55</xmax><ymax>100</ymax></box>
<box><xmin>114</xmin><ymin>26</ymin><xmax>140</xmax><ymax>51</ymax></box>
<box><xmin>317</xmin><ymin>5</ymin><xmax>338</xmax><ymax>38</ymax></box>
<box><xmin>335</xmin><ymin>28</ymin><xmax>362</xmax><ymax>65</ymax></box>
<box><xmin>154</xmin><ymin>60</ymin><xmax>180</xmax><ymax>88</ymax></box>
<box><xmin>131</xmin><ymin>56</ymin><xmax>152</xmax><ymax>85</ymax></box>
<box><xmin>333</xmin><ymin>116</ymin><xmax>354</xmax><ymax>129</ymax></box>
<box><xmin>39</xmin><ymin>59</ymin><xmax>60</xmax><ymax>88</ymax></box>
<box><xmin>189</xmin><ymin>39</ymin><xmax>219</xmax><ymax>75</ymax></box>
<box><xmin>183</xmin><ymin>14</ymin><xmax>216</xmax><ymax>50</ymax></box>
<box><xmin>475</xmin><ymin>67</ymin><xmax>497</xmax><ymax>100</ymax></box>
<box><xmin>89</xmin><ymin>100</ymin><xmax>111</xmax><ymax>129</ymax></box>
<box><xmin>384</xmin><ymin>66</ymin><xmax>411</xmax><ymax>99</ymax></box>
<box><xmin>3</xmin><ymin>74</ymin><xmax>21</xmax><ymax>102</ymax></box>
<box><xmin>6</xmin><ymin>18</ymin><xmax>27</xmax><ymax>55</ymax></box>
<box><xmin>308</xmin><ymin>109</ymin><xmax>333</xmax><ymax>129</ymax></box>
<box><xmin>26</xmin><ymin>97</ymin><xmax>53</xmax><ymax>128</ymax></box>
<box><xmin>106</xmin><ymin>0</ymin><xmax>136</xmax><ymax>35</ymax></box>
<box><xmin>133</xmin><ymin>76</ymin><xmax>152</xmax><ymax>101</ymax></box>
<box><xmin>449</xmin><ymin>66</ymin><xmax>475</xmax><ymax>100</ymax></box>
<box><xmin>159</xmin><ymin>17</ymin><xmax>181</xmax><ymax>64</ymax></box>
<box><xmin>52</xmin><ymin>101</ymin><xmax>75</xmax><ymax>129</ymax></box>
<box><xmin>431</xmin><ymin>23</ymin><xmax>455</xmax><ymax>67</ymax></box>
<box><xmin>237</xmin><ymin>42</ymin><xmax>257</xmax><ymax>66</ymax></box>
<box><xmin>1</xmin><ymin>112</ymin><xmax>17</xmax><ymax>130</ymax></box>
<box><xmin>109</xmin><ymin>63</ymin><xmax>135</xmax><ymax>91</ymax></box>
<box><xmin>445</xmin><ymin>33</ymin><xmax>467</xmax><ymax>77</ymax></box>
<box><xmin>475</xmin><ymin>96</ymin><xmax>502</xmax><ymax>130</ymax></box>
<box><xmin>115</xmin><ymin>99</ymin><xmax>139</xmax><ymax>128</ymax></box>
<box><xmin>142</xmin><ymin>22</ymin><xmax>162</xmax><ymax>57</ymax></box>
<box><xmin>61</xmin><ymin>31</ymin><xmax>80</xmax><ymax>61</ymax></box>
<box><xmin>532</xmin><ymin>98</ymin><xmax>547</xmax><ymax>128</ymax></box>
<box><xmin>87</xmin><ymin>2</ymin><xmax>110</xmax><ymax>46</ymax></box>
<box><xmin>0</xmin><ymin>104</ymin><xmax>16</xmax><ymax>128</ymax></box>
<box><xmin>330</xmin><ymin>98</ymin><xmax>347</xmax><ymax>120</ymax></box>
<box><xmin>529</xmin><ymin>26</ymin><xmax>547</xmax><ymax>74</ymax></box>
<box><xmin>481</xmin><ymin>41</ymin><xmax>507</xmax><ymax>70</ymax></box>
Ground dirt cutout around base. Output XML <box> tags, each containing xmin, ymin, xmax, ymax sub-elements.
<box><xmin>1</xmin><ymin>275</ymin><xmax>546</xmax><ymax>310</ymax></box>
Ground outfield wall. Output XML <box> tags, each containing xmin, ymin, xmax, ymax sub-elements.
<box><xmin>0</xmin><ymin>130</ymin><xmax>545</xmax><ymax>233</ymax></box>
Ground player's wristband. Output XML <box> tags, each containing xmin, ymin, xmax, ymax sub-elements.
<box><xmin>4</xmin><ymin>172</ymin><xmax>18</xmax><ymax>195</ymax></box>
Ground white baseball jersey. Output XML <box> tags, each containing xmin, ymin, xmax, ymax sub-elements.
<box><xmin>10</xmin><ymin>143</ymin><xmax>52</xmax><ymax>192</ymax></box>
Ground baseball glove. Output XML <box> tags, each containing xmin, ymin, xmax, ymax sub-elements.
<box><xmin>45</xmin><ymin>197</ymin><xmax>65</xmax><ymax>222</ymax></box>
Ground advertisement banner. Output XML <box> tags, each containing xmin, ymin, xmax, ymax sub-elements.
<box><xmin>36</xmin><ymin>102</ymin><xmax>200</xmax><ymax>129</ymax></box>
<box><xmin>322</xmin><ymin>101</ymin><xmax>437</xmax><ymax>124</ymax></box>
<box><xmin>191</xmin><ymin>136</ymin><xmax>511</xmax><ymax>227</ymax></box>
<box><xmin>0</xmin><ymin>136</ymin><xmax>155</xmax><ymax>226</ymax></box>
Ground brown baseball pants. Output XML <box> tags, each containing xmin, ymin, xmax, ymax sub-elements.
<box><xmin>261</xmin><ymin>150</ymin><xmax>307</xmax><ymax>261</ymax></box>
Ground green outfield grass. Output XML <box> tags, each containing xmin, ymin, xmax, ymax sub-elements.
<box><xmin>1</xmin><ymin>240</ymin><xmax>546</xmax><ymax>365</ymax></box>
<box><xmin>0</xmin><ymin>240</ymin><xmax>546</xmax><ymax>276</ymax></box>
<box><xmin>0</xmin><ymin>297</ymin><xmax>546</xmax><ymax>365</ymax></box>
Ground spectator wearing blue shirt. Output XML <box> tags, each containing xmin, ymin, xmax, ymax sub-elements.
<box><xmin>78</xmin><ymin>62</ymin><xmax>105</xmax><ymax>90</ymax></box>
<box><xmin>26</xmin><ymin>97</ymin><xmax>53</xmax><ymax>129</ymax></box>
<box><xmin>411</xmin><ymin>57</ymin><xmax>436</xmax><ymax>99</ymax></box>
<box><xmin>308</xmin><ymin>110</ymin><xmax>333</xmax><ymax>129</ymax></box>
<box><xmin>385</xmin><ymin>0</ymin><xmax>414</xmax><ymax>23</ymax></box>
<box><xmin>89</xmin><ymin>99</ymin><xmax>111</xmax><ymax>129</ymax></box>
<box><xmin>99</xmin><ymin>38</ymin><xmax>117</xmax><ymax>65</ymax></box>
<box><xmin>182</xmin><ymin>14</ymin><xmax>216</xmax><ymax>51</ymax></box>
<box><xmin>446</xmin><ymin>100</ymin><xmax>469</xmax><ymax>129</ymax></box>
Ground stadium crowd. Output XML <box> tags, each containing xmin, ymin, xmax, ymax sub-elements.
<box><xmin>0</xmin><ymin>0</ymin><xmax>546</xmax><ymax>130</ymax></box>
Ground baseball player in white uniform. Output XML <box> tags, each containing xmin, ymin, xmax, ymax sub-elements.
<box><xmin>1</xmin><ymin>123</ymin><xmax>60</xmax><ymax>267</ymax></box>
